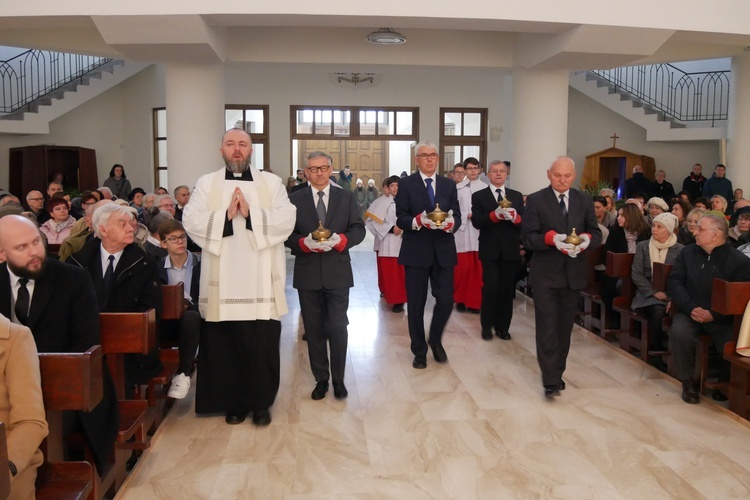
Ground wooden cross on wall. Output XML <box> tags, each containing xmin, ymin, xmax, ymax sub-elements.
<box><xmin>610</xmin><ymin>133</ymin><xmax>619</xmax><ymax>148</ymax></box>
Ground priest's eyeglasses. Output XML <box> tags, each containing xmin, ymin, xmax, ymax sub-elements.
<box><xmin>163</xmin><ymin>234</ymin><xmax>188</xmax><ymax>243</ymax></box>
<box><xmin>307</xmin><ymin>166</ymin><xmax>331</xmax><ymax>173</ymax></box>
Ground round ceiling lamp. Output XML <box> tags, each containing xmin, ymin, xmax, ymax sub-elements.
<box><xmin>366</xmin><ymin>28</ymin><xmax>406</xmax><ymax>45</ymax></box>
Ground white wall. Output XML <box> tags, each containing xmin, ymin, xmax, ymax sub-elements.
<box><xmin>567</xmin><ymin>87</ymin><xmax>721</xmax><ymax>189</ymax></box>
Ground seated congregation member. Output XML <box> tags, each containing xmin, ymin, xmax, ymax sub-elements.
<box><xmin>471</xmin><ymin>160</ymin><xmax>523</xmax><ymax>341</ymax></box>
<box><xmin>142</xmin><ymin>206</ymin><xmax>171</xmax><ymax>259</ymax></box>
<box><xmin>39</xmin><ymin>197</ymin><xmax>76</xmax><ymax>244</ymax></box>
<box><xmin>365</xmin><ymin>176</ymin><xmax>407</xmax><ymax>313</ymax></box>
<box><xmin>286</xmin><ymin>151</ymin><xmax>366</xmax><ymax>400</ymax></box>
<box><xmin>593</xmin><ymin>196</ymin><xmax>610</xmax><ymax>228</ymax></box>
<box><xmin>646</xmin><ymin>197</ymin><xmax>668</xmax><ymax>224</ymax></box>
<box><xmin>679</xmin><ymin>207</ymin><xmax>705</xmax><ymax>246</ymax></box>
<box><xmin>59</xmin><ymin>198</ymin><xmax>110</xmax><ymax>263</ymax></box>
<box><xmin>670</xmin><ymin>199</ymin><xmax>691</xmax><ymax>230</ymax></box>
<box><xmin>710</xmin><ymin>195</ymin><xmax>729</xmax><ymax>217</ymax></box>
<box><xmin>0</xmin><ymin>214</ymin><xmax>118</xmax><ymax>478</ymax></box>
<box><xmin>68</xmin><ymin>203</ymin><xmax>163</xmax><ymax>386</ymax></box>
<box><xmin>0</xmin><ymin>313</ymin><xmax>48</xmax><ymax>500</ymax></box>
<box><xmin>668</xmin><ymin>213</ymin><xmax>750</xmax><ymax>404</ymax></box>
<box><xmin>157</xmin><ymin>219</ymin><xmax>201</xmax><ymax>399</ymax></box>
<box><xmin>128</xmin><ymin>187</ymin><xmax>147</xmax><ymax>213</ymax></box>
<box><xmin>630</xmin><ymin>213</ymin><xmax>683</xmax><ymax>370</ymax></box>
<box><xmin>728</xmin><ymin>207</ymin><xmax>750</xmax><ymax>247</ymax></box>
<box><xmin>693</xmin><ymin>196</ymin><xmax>710</xmax><ymax>210</ymax></box>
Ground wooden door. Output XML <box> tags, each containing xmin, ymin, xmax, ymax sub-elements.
<box><xmin>298</xmin><ymin>140</ymin><xmax>388</xmax><ymax>188</ymax></box>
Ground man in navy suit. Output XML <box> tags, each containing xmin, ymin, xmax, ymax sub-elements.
<box><xmin>521</xmin><ymin>157</ymin><xmax>601</xmax><ymax>397</ymax></box>
<box><xmin>395</xmin><ymin>141</ymin><xmax>461</xmax><ymax>369</ymax></box>
<box><xmin>286</xmin><ymin>152</ymin><xmax>366</xmax><ymax>400</ymax></box>
<box><xmin>471</xmin><ymin>160</ymin><xmax>524</xmax><ymax>341</ymax></box>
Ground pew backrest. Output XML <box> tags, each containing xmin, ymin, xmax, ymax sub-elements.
<box><xmin>38</xmin><ymin>346</ymin><xmax>103</xmax><ymax>412</ymax></box>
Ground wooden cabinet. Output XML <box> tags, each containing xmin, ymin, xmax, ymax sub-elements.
<box><xmin>9</xmin><ymin>145</ymin><xmax>99</xmax><ymax>196</ymax></box>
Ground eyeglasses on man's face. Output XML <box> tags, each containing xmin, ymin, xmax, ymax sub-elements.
<box><xmin>307</xmin><ymin>166</ymin><xmax>331</xmax><ymax>173</ymax></box>
<box><xmin>28</xmin><ymin>197</ymin><xmax>44</xmax><ymax>202</ymax></box>
<box><xmin>160</xmin><ymin>203</ymin><xmax>175</xmax><ymax>209</ymax></box>
<box><xmin>416</xmin><ymin>153</ymin><xmax>439</xmax><ymax>159</ymax></box>
<box><xmin>163</xmin><ymin>234</ymin><xmax>188</xmax><ymax>244</ymax></box>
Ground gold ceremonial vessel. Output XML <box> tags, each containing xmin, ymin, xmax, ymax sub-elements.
<box><xmin>498</xmin><ymin>197</ymin><xmax>513</xmax><ymax>209</ymax></box>
<box><xmin>564</xmin><ymin>228</ymin><xmax>583</xmax><ymax>246</ymax></box>
<box><xmin>312</xmin><ymin>221</ymin><xmax>332</xmax><ymax>241</ymax></box>
<box><xmin>427</xmin><ymin>204</ymin><xmax>448</xmax><ymax>226</ymax></box>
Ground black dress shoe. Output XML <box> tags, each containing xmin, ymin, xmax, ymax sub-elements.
<box><xmin>225</xmin><ymin>411</ymin><xmax>246</xmax><ymax>425</ymax></box>
<box><xmin>481</xmin><ymin>329</ymin><xmax>493</xmax><ymax>340</ymax></box>
<box><xmin>467</xmin><ymin>308</ymin><xmax>480</xmax><ymax>314</ymax></box>
<box><xmin>712</xmin><ymin>390</ymin><xmax>728</xmax><ymax>402</ymax></box>
<box><xmin>392</xmin><ymin>303</ymin><xmax>404</xmax><ymax>313</ymax></box>
<box><xmin>544</xmin><ymin>385</ymin><xmax>560</xmax><ymax>398</ymax></box>
<box><xmin>559</xmin><ymin>380</ymin><xmax>566</xmax><ymax>391</ymax></box>
<box><xmin>311</xmin><ymin>381</ymin><xmax>329</xmax><ymax>400</ymax></box>
<box><xmin>252</xmin><ymin>409</ymin><xmax>272</xmax><ymax>426</ymax></box>
<box><xmin>496</xmin><ymin>331</ymin><xmax>512</xmax><ymax>341</ymax></box>
<box><xmin>681</xmin><ymin>379</ymin><xmax>699</xmax><ymax>404</ymax></box>
<box><xmin>429</xmin><ymin>342</ymin><xmax>448</xmax><ymax>363</ymax></box>
<box><xmin>333</xmin><ymin>381</ymin><xmax>348</xmax><ymax>399</ymax></box>
<box><xmin>412</xmin><ymin>356</ymin><xmax>427</xmax><ymax>369</ymax></box>
<box><xmin>456</xmin><ymin>303</ymin><xmax>466</xmax><ymax>312</ymax></box>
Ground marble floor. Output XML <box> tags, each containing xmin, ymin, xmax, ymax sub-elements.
<box><xmin>118</xmin><ymin>234</ymin><xmax>750</xmax><ymax>499</ymax></box>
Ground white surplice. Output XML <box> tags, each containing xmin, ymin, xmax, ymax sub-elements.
<box><xmin>454</xmin><ymin>178</ymin><xmax>484</xmax><ymax>253</ymax></box>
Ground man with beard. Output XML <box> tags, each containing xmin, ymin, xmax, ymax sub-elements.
<box><xmin>0</xmin><ymin>214</ymin><xmax>118</xmax><ymax>479</ymax></box>
<box><xmin>182</xmin><ymin>128</ymin><xmax>296</xmax><ymax>425</ymax></box>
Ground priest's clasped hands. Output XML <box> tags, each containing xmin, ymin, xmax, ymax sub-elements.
<box><xmin>227</xmin><ymin>187</ymin><xmax>250</xmax><ymax>220</ymax></box>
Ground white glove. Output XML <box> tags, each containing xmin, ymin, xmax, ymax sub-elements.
<box><xmin>317</xmin><ymin>233</ymin><xmax>341</xmax><ymax>251</ymax></box>
<box><xmin>441</xmin><ymin>210</ymin><xmax>456</xmax><ymax>232</ymax></box>
<box><xmin>304</xmin><ymin>233</ymin><xmax>333</xmax><ymax>252</ymax></box>
<box><xmin>494</xmin><ymin>207</ymin><xmax>517</xmax><ymax>221</ymax></box>
<box><xmin>416</xmin><ymin>211</ymin><xmax>440</xmax><ymax>230</ymax></box>
<box><xmin>551</xmin><ymin>233</ymin><xmax>578</xmax><ymax>258</ymax></box>
<box><xmin>578</xmin><ymin>233</ymin><xmax>591</xmax><ymax>252</ymax></box>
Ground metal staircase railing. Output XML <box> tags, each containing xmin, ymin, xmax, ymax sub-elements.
<box><xmin>588</xmin><ymin>63</ymin><xmax>730</xmax><ymax>126</ymax></box>
<box><xmin>0</xmin><ymin>49</ymin><xmax>114</xmax><ymax>113</ymax></box>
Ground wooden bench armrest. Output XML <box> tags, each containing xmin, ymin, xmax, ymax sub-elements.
<box><xmin>652</xmin><ymin>262</ymin><xmax>673</xmax><ymax>293</ymax></box>
<box><xmin>161</xmin><ymin>283</ymin><xmax>186</xmax><ymax>320</ymax></box>
<box><xmin>39</xmin><ymin>346</ymin><xmax>103</xmax><ymax>412</ymax></box>
<box><xmin>36</xmin><ymin>461</ymin><xmax>94</xmax><ymax>500</ymax></box>
<box><xmin>100</xmin><ymin>309</ymin><xmax>156</xmax><ymax>355</ymax></box>
<box><xmin>605</xmin><ymin>252</ymin><xmax>634</xmax><ymax>278</ymax></box>
<box><xmin>711</xmin><ymin>279</ymin><xmax>750</xmax><ymax>315</ymax></box>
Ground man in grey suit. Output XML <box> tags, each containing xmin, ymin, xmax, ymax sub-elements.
<box><xmin>286</xmin><ymin>152</ymin><xmax>366</xmax><ymax>400</ymax></box>
<box><xmin>521</xmin><ymin>157</ymin><xmax>602</xmax><ymax>397</ymax></box>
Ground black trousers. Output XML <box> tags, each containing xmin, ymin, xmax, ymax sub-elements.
<box><xmin>480</xmin><ymin>258</ymin><xmax>518</xmax><ymax>334</ymax></box>
<box><xmin>533</xmin><ymin>285</ymin><xmax>580</xmax><ymax>387</ymax></box>
<box><xmin>161</xmin><ymin>310</ymin><xmax>201</xmax><ymax>375</ymax></box>
<box><xmin>404</xmin><ymin>263</ymin><xmax>454</xmax><ymax>357</ymax></box>
<box><xmin>298</xmin><ymin>287</ymin><xmax>350</xmax><ymax>383</ymax></box>
<box><xmin>196</xmin><ymin>320</ymin><xmax>281</xmax><ymax>414</ymax></box>
<box><xmin>669</xmin><ymin>312</ymin><xmax>732</xmax><ymax>382</ymax></box>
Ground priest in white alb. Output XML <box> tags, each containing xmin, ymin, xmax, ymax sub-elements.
<box><xmin>182</xmin><ymin>128</ymin><xmax>296</xmax><ymax>426</ymax></box>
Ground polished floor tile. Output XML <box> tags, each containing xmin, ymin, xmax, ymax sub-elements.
<box><xmin>118</xmin><ymin>234</ymin><xmax>750</xmax><ymax>499</ymax></box>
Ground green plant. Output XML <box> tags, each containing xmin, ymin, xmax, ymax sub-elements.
<box><xmin>581</xmin><ymin>180</ymin><xmax>612</xmax><ymax>197</ymax></box>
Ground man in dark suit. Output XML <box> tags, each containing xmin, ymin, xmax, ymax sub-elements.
<box><xmin>67</xmin><ymin>202</ymin><xmax>163</xmax><ymax>386</ymax></box>
<box><xmin>521</xmin><ymin>156</ymin><xmax>602</xmax><ymax>397</ymax></box>
<box><xmin>0</xmin><ymin>214</ymin><xmax>118</xmax><ymax>478</ymax></box>
<box><xmin>471</xmin><ymin>160</ymin><xmax>524</xmax><ymax>341</ymax></box>
<box><xmin>395</xmin><ymin>141</ymin><xmax>461</xmax><ymax>369</ymax></box>
<box><xmin>286</xmin><ymin>151</ymin><xmax>366</xmax><ymax>400</ymax></box>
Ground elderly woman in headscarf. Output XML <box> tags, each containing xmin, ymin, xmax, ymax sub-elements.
<box><xmin>631</xmin><ymin>212</ymin><xmax>684</xmax><ymax>369</ymax></box>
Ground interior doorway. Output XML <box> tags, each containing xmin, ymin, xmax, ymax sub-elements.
<box><xmin>599</xmin><ymin>156</ymin><xmax>626</xmax><ymax>198</ymax></box>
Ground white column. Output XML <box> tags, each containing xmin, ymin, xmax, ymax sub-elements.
<box><xmin>165</xmin><ymin>62</ymin><xmax>225</xmax><ymax>191</ymax></box>
<box><xmin>511</xmin><ymin>68</ymin><xmax>570</xmax><ymax>194</ymax></box>
<box><xmin>728</xmin><ymin>53</ymin><xmax>750</xmax><ymax>192</ymax></box>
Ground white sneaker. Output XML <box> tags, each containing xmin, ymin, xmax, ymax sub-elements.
<box><xmin>168</xmin><ymin>372</ymin><xmax>191</xmax><ymax>399</ymax></box>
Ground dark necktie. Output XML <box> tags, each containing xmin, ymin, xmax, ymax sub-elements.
<box><xmin>316</xmin><ymin>191</ymin><xmax>327</xmax><ymax>224</ymax></box>
<box><xmin>559</xmin><ymin>193</ymin><xmax>568</xmax><ymax>218</ymax></box>
<box><xmin>15</xmin><ymin>278</ymin><xmax>30</xmax><ymax>326</ymax></box>
<box><xmin>103</xmin><ymin>255</ymin><xmax>115</xmax><ymax>295</ymax></box>
<box><xmin>425</xmin><ymin>178</ymin><xmax>435</xmax><ymax>207</ymax></box>
<box><xmin>496</xmin><ymin>188</ymin><xmax>504</xmax><ymax>202</ymax></box>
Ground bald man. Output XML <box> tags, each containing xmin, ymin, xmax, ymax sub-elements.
<box><xmin>521</xmin><ymin>157</ymin><xmax>602</xmax><ymax>397</ymax></box>
<box><xmin>0</xmin><ymin>214</ymin><xmax>118</xmax><ymax>476</ymax></box>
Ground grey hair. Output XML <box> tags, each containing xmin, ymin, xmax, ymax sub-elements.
<box><xmin>142</xmin><ymin>193</ymin><xmax>156</xmax><ymax>205</ymax></box>
<box><xmin>414</xmin><ymin>141</ymin><xmax>437</xmax><ymax>154</ymax></box>
<box><xmin>92</xmin><ymin>203</ymin><xmax>134</xmax><ymax>239</ymax></box>
<box><xmin>154</xmin><ymin>194</ymin><xmax>175</xmax><ymax>208</ymax></box>
<box><xmin>305</xmin><ymin>151</ymin><xmax>332</xmax><ymax>166</ymax></box>
<box><xmin>700</xmin><ymin>213</ymin><xmax>729</xmax><ymax>239</ymax></box>
<box><xmin>173</xmin><ymin>185</ymin><xmax>189</xmax><ymax>196</ymax></box>
<box><xmin>98</xmin><ymin>186</ymin><xmax>113</xmax><ymax>198</ymax></box>
<box><xmin>487</xmin><ymin>160</ymin><xmax>508</xmax><ymax>171</ymax></box>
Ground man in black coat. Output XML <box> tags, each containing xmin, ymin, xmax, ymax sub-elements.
<box><xmin>667</xmin><ymin>213</ymin><xmax>750</xmax><ymax>404</ymax></box>
<box><xmin>67</xmin><ymin>203</ymin><xmax>163</xmax><ymax>386</ymax></box>
<box><xmin>395</xmin><ymin>141</ymin><xmax>461</xmax><ymax>369</ymax></box>
<box><xmin>521</xmin><ymin>156</ymin><xmax>602</xmax><ymax>397</ymax></box>
<box><xmin>471</xmin><ymin>160</ymin><xmax>524</xmax><ymax>341</ymax></box>
<box><xmin>652</xmin><ymin>170</ymin><xmax>675</xmax><ymax>203</ymax></box>
<box><xmin>286</xmin><ymin>151</ymin><xmax>366</xmax><ymax>400</ymax></box>
<box><xmin>0</xmin><ymin>214</ymin><xmax>118</xmax><ymax>477</ymax></box>
<box><xmin>624</xmin><ymin>165</ymin><xmax>653</xmax><ymax>199</ymax></box>
<box><xmin>682</xmin><ymin>163</ymin><xmax>706</xmax><ymax>202</ymax></box>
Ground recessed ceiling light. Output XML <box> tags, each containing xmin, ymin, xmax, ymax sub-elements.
<box><xmin>366</xmin><ymin>28</ymin><xmax>406</xmax><ymax>45</ymax></box>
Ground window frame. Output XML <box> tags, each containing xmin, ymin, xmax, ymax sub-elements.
<box><xmin>225</xmin><ymin>104</ymin><xmax>270</xmax><ymax>170</ymax></box>
<box><xmin>290</xmin><ymin>105</ymin><xmax>419</xmax><ymax>140</ymax></box>
<box><xmin>439</xmin><ymin>107</ymin><xmax>488</xmax><ymax>175</ymax></box>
